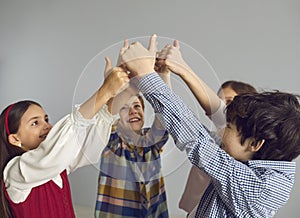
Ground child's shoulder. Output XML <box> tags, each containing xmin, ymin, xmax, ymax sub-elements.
<box><xmin>247</xmin><ymin>160</ymin><xmax>296</xmax><ymax>176</ymax></box>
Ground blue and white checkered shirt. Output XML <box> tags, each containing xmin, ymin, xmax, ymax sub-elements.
<box><xmin>137</xmin><ymin>73</ymin><xmax>296</xmax><ymax>218</ymax></box>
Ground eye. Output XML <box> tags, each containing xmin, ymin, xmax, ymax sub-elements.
<box><xmin>32</xmin><ymin>120</ymin><xmax>38</xmax><ymax>126</ymax></box>
<box><xmin>120</xmin><ymin>106</ymin><xmax>129</xmax><ymax>112</ymax></box>
<box><xmin>226</xmin><ymin>123</ymin><xmax>231</xmax><ymax>129</ymax></box>
<box><xmin>134</xmin><ymin>104</ymin><xmax>141</xmax><ymax>109</ymax></box>
<box><xmin>45</xmin><ymin>117</ymin><xmax>49</xmax><ymax>123</ymax></box>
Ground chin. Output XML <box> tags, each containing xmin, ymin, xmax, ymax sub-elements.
<box><xmin>130</xmin><ymin>124</ymin><xmax>143</xmax><ymax>132</ymax></box>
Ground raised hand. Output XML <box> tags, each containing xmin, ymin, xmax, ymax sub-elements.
<box><xmin>160</xmin><ymin>40</ymin><xmax>222</xmax><ymax>117</ymax></box>
<box><xmin>155</xmin><ymin>48</ymin><xmax>170</xmax><ymax>75</ymax></box>
<box><xmin>119</xmin><ymin>34</ymin><xmax>157</xmax><ymax>77</ymax></box>
<box><xmin>158</xmin><ymin>40</ymin><xmax>192</xmax><ymax>77</ymax></box>
<box><xmin>79</xmin><ymin>57</ymin><xmax>129</xmax><ymax>117</ymax></box>
<box><xmin>102</xmin><ymin>57</ymin><xmax>129</xmax><ymax>98</ymax></box>
<box><xmin>116</xmin><ymin>39</ymin><xmax>129</xmax><ymax>69</ymax></box>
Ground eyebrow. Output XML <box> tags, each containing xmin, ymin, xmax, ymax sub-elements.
<box><xmin>27</xmin><ymin>114</ymin><xmax>48</xmax><ymax>123</ymax></box>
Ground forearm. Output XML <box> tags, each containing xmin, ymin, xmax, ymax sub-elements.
<box><xmin>108</xmin><ymin>85</ymin><xmax>138</xmax><ymax>114</ymax></box>
<box><xmin>158</xmin><ymin>71</ymin><xmax>172</xmax><ymax>88</ymax></box>
<box><xmin>142</xmin><ymin>116</ymin><xmax>168</xmax><ymax>149</ymax></box>
<box><xmin>179</xmin><ymin>69</ymin><xmax>221</xmax><ymax>116</ymax></box>
<box><xmin>79</xmin><ymin>85</ymin><xmax>112</xmax><ymax>119</ymax></box>
<box><xmin>79</xmin><ymin>66</ymin><xmax>130</xmax><ymax>118</ymax></box>
<box><xmin>137</xmin><ymin>73</ymin><xmax>212</xmax><ymax>152</ymax></box>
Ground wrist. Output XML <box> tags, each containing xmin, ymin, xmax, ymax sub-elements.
<box><xmin>132</xmin><ymin>71</ymin><xmax>153</xmax><ymax>80</ymax></box>
<box><xmin>97</xmin><ymin>86</ymin><xmax>114</xmax><ymax>103</ymax></box>
<box><xmin>130</xmin><ymin>71</ymin><xmax>155</xmax><ymax>86</ymax></box>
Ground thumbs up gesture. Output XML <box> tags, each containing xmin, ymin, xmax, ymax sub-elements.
<box><xmin>119</xmin><ymin>34</ymin><xmax>157</xmax><ymax>77</ymax></box>
<box><xmin>103</xmin><ymin>57</ymin><xmax>129</xmax><ymax>97</ymax></box>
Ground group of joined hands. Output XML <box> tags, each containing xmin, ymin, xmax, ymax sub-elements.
<box><xmin>101</xmin><ymin>34</ymin><xmax>192</xmax><ymax>114</ymax></box>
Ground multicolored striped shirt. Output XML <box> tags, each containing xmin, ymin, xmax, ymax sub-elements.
<box><xmin>95</xmin><ymin>122</ymin><xmax>169</xmax><ymax>218</ymax></box>
<box><xmin>138</xmin><ymin>73</ymin><xmax>296</xmax><ymax>218</ymax></box>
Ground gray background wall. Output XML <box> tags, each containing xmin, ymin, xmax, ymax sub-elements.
<box><xmin>1</xmin><ymin>0</ymin><xmax>300</xmax><ymax>217</ymax></box>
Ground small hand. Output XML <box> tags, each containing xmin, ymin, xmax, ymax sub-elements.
<box><xmin>155</xmin><ymin>45</ymin><xmax>172</xmax><ymax>85</ymax></box>
<box><xmin>119</xmin><ymin>34</ymin><xmax>157</xmax><ymax>77</ymax></box>
<box><xmin>155</xmin><ymin>50</ymin><xmax>170</xmax><ymax>75</ymax></box>
<box><xmin>103</xmin><ymin>57</ymin><xmax>129</xmax><ymax>98</ymax></box>
<box><xmin>117</xmin><ymin>39</ymin><xmax>129</xmax><ymax>68</ymax></box>
<box><xmin>161</xmin><ymin>40</ymin><xmax>192</xmax><ymax>77</ymax></box>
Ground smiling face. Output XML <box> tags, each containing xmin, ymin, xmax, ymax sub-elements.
<box><xmin>119</xmin><ymin>96</ymin><xmax>145</xmax><ymax>134</ymax></box>
<box><xmin>14</xmin><ymin>104</ymin><xmax>52</xmax><ymax>151</ymax></box>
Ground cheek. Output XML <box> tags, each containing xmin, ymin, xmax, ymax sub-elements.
<box><xmin>222</xmin><ymin>136</ymin><xmax>231</xmax><ymax>151</ymax></box>
<box><xmin>221</xmin><ymin>130</ymin><xmax>230</xmax><ymax>144</ymax></box>
<box><xmin>20</xmin><ymin>133</ymin><xmax>42</xmax><ymax>150</ymax></box>
<box><xmin>119</xmin><ymin>113</ymin><xmax>128</xmax><ymax>122</ymax></box>
<box><xmin>221</xmin><ymin>131</ymin><xmax>235</xmax><ymax>150</ymax></box>
<box><xmin>139</xmin><ymin>112</ymin><xmax>145</xmax><ymax>125</ymax></box>
<box><xmin>139</xmin><ymin>112</ymin><xmax>144</xmax><ymax>120</ymax></box>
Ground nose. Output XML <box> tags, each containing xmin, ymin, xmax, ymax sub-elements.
<box><xmin>43</xmin><ymin>121</ymin><xmax>52</xmax><ymax>130</ymax></box>
<box><xmin>129</xmin><ymin>107</ymin><xmax>137</xmax><ymax>115</ymax></box>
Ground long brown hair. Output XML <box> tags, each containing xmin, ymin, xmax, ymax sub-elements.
<box><xmin>218</xmin><ymin>80</ymin><xmax>257</xmax><ymax>95</ymax></box>
<box><xmin>0</xmin><ymin>100</ymin><xmax>41</xmax><ymax>218</ymax></box>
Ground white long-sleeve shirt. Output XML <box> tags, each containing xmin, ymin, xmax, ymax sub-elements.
<box><xmin>4</xmin><ymin>105</ymin><xmax>114</xmax><ymax>203</ymax></box>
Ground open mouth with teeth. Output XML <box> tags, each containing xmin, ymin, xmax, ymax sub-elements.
<box><xmin>128</xmin><ymin>117</ymin><xmax>141</xmax><ymax>123</ymax></box>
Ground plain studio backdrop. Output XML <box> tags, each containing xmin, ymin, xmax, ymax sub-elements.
<box><xmin>1</xmin><ymin>1</ymin><xmax>300</xmax><ymax>217</ymax></box>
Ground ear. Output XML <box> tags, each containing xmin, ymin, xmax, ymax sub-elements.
<box><xmin>8</xmin><ymin>134</ymin><xmax>22</xmax><ymax>148</ymax></box>
<box><xmin>249</xmin><ymin>138</ymin><xmax>265</xmax><ymax>152</ymax></box>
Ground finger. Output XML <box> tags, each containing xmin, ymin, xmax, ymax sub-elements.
<box><xmin>123</xmin><ymin>39</ymin><xmax>129</xmax><ymax>49</ymax></box>
<box><xmin>112</xmin><ymin>66</ymin><xmax>125</xmax><ymax>72</ymax></box>
<box><xmin>104</xmin><ymin>56</ymin><xmax>112</xmax><ymax>78</ymax></box>
<box><xmin>105</xmin><ymin>56</ymin><xmax>112</xmax><ymax>70</ymax></box>
<box><xmin>156</xmin><ymin>51</ymin><xmax>160</xmax><ymax>58</ymax></box>
<box><xmin>148</xmin><ymin>34</ymin><xmax>157</xmax><ymax>52</ymax></box>
<box><xmin>156</xmin><ymin>58</ymin><xmax>165</xmax><ymax>66</ymax></box>
<box><xmin>119</xmin><ymin>39</ymin><xmax>129</xmax><ymax>57</ymax></box>
<box><xmin>119</xmin><ymin>63</ymin><xmax>128</xmax><ymax>71</ymax></box>
<box><xmin>173</xmin><ymin>39</ymin><xmax>180</xmax><ymax>48</ymax></box>
<box><xmin>158</xmin><ymin>45</ymin><xmax>170</xmax><ymax>59</ymax></box>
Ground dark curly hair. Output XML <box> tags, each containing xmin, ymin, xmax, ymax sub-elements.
<box><xmin>226</xmin><ymin>91</ymin><xmax>300</xmax><ymax>161</ymax></box>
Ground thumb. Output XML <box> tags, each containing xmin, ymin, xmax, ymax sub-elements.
<box><xmin>148</xmin><ymin>34</ymin><xmax>157</xmax><ymax>53</ymax></box>
<box><xmin>124</xmin><ymin>39</ymin><xmax>129</xmax><ymax>50</ymax></box>
<box><xmin>117</xmin><ymin>39</ymin><xmax>129</xmax><ymax>67</ymax></box>
<box><xmin>119</xmin><ymin>39</ymin><xmax>129</xmax><ymax>56</ymax></box>
<box><xmin>104</xmin><ymin>56</ymin><xmax>112</xmax><ymax>78</ymax></box>
<box><xmin>173</xmin><ymin>39</ymin><xmax>180</xmax><ymax>48</ymax></box>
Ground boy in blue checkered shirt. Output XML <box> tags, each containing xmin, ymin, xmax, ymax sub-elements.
<box><xmin>117</xmin><ymin>35</ymin><xmax>300</xmax><ymax>217</ymax></box>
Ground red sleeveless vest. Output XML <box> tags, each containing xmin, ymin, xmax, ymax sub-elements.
<box><xmin>4</xmin><ymin>170</ymin><xmax>75</xmax><ymax>218</ymax></box>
